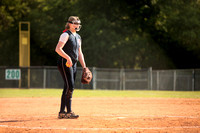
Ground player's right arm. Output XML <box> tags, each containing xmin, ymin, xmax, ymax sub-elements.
<box><xmin>55</xmin><ymin>33</ymin><xmax>72</xmax><ymax>66</ymax></box>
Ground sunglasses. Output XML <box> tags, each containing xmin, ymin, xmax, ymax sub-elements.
<box><xmin>68</xmin><ymin>20</ymin><xmax>81</xmax><ymax>25</ymax></box>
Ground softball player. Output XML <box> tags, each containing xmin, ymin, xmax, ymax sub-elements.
<box><xmin>55</xmin><ymin>16</ymin><xmax>86</xmax><ymax>119</ymax></box>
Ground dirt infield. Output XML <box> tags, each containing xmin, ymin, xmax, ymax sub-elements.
<box><xmin>0</xmin><ymin>97</ymin><xmax>200</xmax><ymax>133</ymax></box>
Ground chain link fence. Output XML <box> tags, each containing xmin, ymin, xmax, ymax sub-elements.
<box><xmin>0</xmin><ymin>66</ymin><xmax>200</xmax><ymax>91</ymax></box>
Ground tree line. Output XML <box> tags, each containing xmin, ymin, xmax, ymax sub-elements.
<box><xmin>0</xmin><ymin>0</ymin><xmax>200</xmax><ymax>69</ymax></box>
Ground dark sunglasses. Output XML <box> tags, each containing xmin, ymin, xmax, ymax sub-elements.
<box><xmin>68</xmin><ymin>21</ymin><xmax>81</xmax><ymax>25</ymax></box>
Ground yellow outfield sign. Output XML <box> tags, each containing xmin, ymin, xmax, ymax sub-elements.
<box><xmin>19</xmin><ymin>22</ymin><xmax>30</xmax><ymax>67</ymax></box>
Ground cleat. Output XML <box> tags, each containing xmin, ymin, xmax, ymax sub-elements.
<box><xmin>58</xmin><ymin>112</ymin><xmax>67</xmax><ymax>119</ymax></box>
<box><xmin>65</xmin><ymin>112</ymin><xmax>79</xmax><ymax>119</ymax></box>
<box><xmin>58</xmin><ymin>112</ymin><xmax>79</xmax><ymax>119</ymax></box>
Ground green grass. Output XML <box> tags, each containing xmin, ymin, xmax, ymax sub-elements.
<box><xmin>0</xmin><ymin>89</ymin><xmax>200</xmax><ymax>98</ymax></box>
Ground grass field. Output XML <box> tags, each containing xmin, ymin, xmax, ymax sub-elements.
<box><xmin>0</xmin><ymin>88</ymin><xmax>200</xmax><ymax>98</ymax></box>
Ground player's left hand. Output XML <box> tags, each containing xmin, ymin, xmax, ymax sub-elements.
<box><xmin>81</xmin><ymin>67</ymin><xmax>92</xmax><ymax>84</ymax></box>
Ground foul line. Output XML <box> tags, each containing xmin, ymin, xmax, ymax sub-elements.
<box><xmin>0</xmin><ymin>125</ymin><xmax>200</xmax><ymax>131</ymax></box>
<box><xmin>90</xmin><ymin>114</ymin><xmax>199</xmax><ymax>119</ymax></box>
<box><xmin>2</xmin><ymin>114</ymin><xmax>199</xmax><ymax>119</ymax></box>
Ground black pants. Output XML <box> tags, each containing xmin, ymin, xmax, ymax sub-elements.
<box><xmin>57</xmin><ymin>57</ymin><xmax>77</xmax><ymax>113</ymax></box>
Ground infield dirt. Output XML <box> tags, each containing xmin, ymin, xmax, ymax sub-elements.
<box><xmin>0</xmin><ymin>97</ymin><xmax>200</xmax><ymax>133</ymax></box>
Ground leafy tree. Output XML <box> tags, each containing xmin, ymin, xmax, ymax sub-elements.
<box><xmin>0</xmin><ymin>0</ymin><xmax>30</xmax><ymax>66</ymax></box>
<box><xmin>150</xmin><ymin>0</ymin><xmax>200</xmax><ymax>68</ymax></box>
<box><xmin>0</xmin><ymin>0</ymin><xmax>199</xmax><ymax>69</ymax></box>
<box><xmin>76</xmin><ymin>0</ymin><xmax>174</xmax><ymax>68</ymax></box>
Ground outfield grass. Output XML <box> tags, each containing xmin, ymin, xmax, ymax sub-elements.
<box><xmin>0</xmin><ymin>89</ymin><xmax>200</xmax><ymax>98</ymax></box>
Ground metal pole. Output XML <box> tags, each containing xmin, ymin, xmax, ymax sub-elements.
<box><xmin>43</xmin><ymin>68</ymin><xmax>46</xmax><ymax>89</ymax></box>
<box><xmin>173</xmin><ymin>70</ymin><xmax>176</xmax><ymax>91</ymax></box>
<box><xmin>149</xmin><ymin>67</ymin><xmax>153</xmax><ymax>90</ymax></box>
<box><xmin>120</xmin><ymin>68</ymin><xmax>125</xmax><ymax>90</ymax></box>
<box><xmin>122</xmin><ymin>69</ymin><xmax>125</xmax><ymax>90</ymax></box>
<box><xmin>28</xmin><ymin>68</ymin><xmax>30</xmax><ymax>88</ymax></box>
<box><xmin>19</xmin><ymin>67</ymin><xmax>21</xmax><ymax>88</ymax></box>
<box><xmin>157</xmin><ymin>71</ymin><xmax>159</xmax><ymax>90</ymax></box>
<box><xmin>19</xmin><ymin>23</ymin><xmax>21</xmax><ymax>88</ymax></box>
<box><xmin>92</xmin><ymin>67</ymin><xmax>96</xmax><ymax>90</ymax></box>
<box><xmin>192</xmin><ymin>69</ymin><xmax>195</xmax><ymax>91</ymax></box>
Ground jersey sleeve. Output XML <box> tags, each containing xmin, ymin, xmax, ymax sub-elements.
<box><xmin>59</xmin><ymin>33</ymin><xmax>69</xmax><ymax>44</ymax></box>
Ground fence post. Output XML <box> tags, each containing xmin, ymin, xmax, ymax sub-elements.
<box><xmin>120</xmin><ymin>68</ymin><xmax>125</xmax><ymax>90</ymax></box>
<box><xmin>157</xmin><ymin>71</ymin><xmax>159</xmax><ymax>90</ymax></box>
<box><xmin>123</xmin><ymin>69</ymin><xmax>125</xmax><ymax>90</ymax></box>
<box><xmin>173</xmin><ymin>70</ymin><xmax>176</xmax><ymax>91</ymax></box>
<box><xmin>92</xmin><ymin>67</ymin><xmax>96</xmax><ymax>90</ymax></box>
<box><xmin>192</xmin><ymin>69</ymin><xmax>195</xmax><ymax>91</ymax></box>
<box><xmin>148</xmin><ymin>67</ymin><xmax>153</xmax><ymax>90</ymax></box>
<box><xmin>19</xmin><ymin>67</ymin><xmax>21</xmax><ymax>88</ymax></box>
<box><xmin>28</xmin><ymin>67</ymin><xmax>30</xmax><ymax>88</ymax></box>
<box><xmin>43</xmin><ymin>68</ymin><xmax>46</xmax><ymax>89</ymax></box>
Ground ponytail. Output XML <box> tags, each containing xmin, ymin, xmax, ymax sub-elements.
<box><xmin>65</xmin><ymin>22</ymin><xmax>70</xmax><ymax>30</ymax></box>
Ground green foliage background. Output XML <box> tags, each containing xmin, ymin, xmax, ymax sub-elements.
<box><xmin>0</xmin><ymin>0</ymin><xmax>200</xmax><ymax>69</ymax></box>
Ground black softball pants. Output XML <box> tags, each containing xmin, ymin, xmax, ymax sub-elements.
<box><xmin>57</xmin><ymin>57</ymin><xmax>77</xmax><ymax>113</ymax></box>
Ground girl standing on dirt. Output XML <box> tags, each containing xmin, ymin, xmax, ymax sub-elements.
<box><xmin>55</xmin><ymin>16</ymin><xmax>86</xmax><ymax>119</ymax></box>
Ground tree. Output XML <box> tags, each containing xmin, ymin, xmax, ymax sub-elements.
<box><xmin>75</xmin><ymin>0</ymin><xmax>174</xmax><ymax>68</ymax></box>
<box><xmin>0</xmin><ymin>0</ymin><xmax>199</xmax><ymax>69</ymax></box>
<box><xmin>0</xmin><ymin>0</ymin><xmax>30</xmax><ymax>66</ymax></box>
<box><xmin>150</xmin><ymin>0</ymin><xmax>200</xmax><ymax>68</ymax></box>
